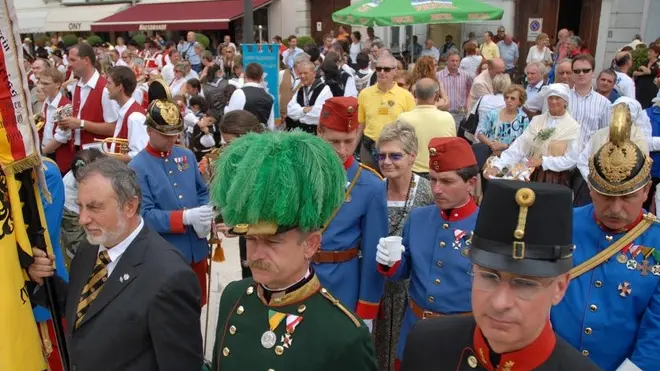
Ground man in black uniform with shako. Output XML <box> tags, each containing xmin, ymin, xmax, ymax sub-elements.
<box><xmin>401</xmin><ymin>180</ymin><xmax>601</xmax><ymax>371</ymax></box>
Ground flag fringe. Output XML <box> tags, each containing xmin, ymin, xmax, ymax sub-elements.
<box><xmin>1</xmin><ymin>154</ymin><xmax>41</xmax><ymax>176</ymax></box>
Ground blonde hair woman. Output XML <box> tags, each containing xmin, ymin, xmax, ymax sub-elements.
<box><xmin>526</xmin><ymin>32</ymin><xmax>553</xmax><ymax>66</ymax></box>
<box><xmin>373</xmin><ymin>120</ymin><xmax>433</xmax><ymax>371</ymax></box>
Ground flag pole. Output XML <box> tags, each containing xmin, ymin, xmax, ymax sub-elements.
<box><xmin>18</xmin><ymin>169</ymin><xmax>70</xmax><ymax>371</ymax></box>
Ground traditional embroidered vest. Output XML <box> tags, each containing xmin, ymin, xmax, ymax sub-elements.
<box><xmin>284</xmin><ymin>81</ymin><xmax>326</xmax><ymax>128</ymax></box>
<box><xmin>112</xmin><ymin>101</ymin><xmax>145</xmax><ymax>154</ymax></box>
<box><xmin>146</xmin><ymin>53</ymin><xmax>162</xmax><ymax>69</ymax></box>
<box><xmin>74</xmin><ymin>75</ymin><xmax>109</xmax><ymax>146</ymax></box>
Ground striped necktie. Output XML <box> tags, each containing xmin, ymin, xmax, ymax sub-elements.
<box><xmin>75</xmin><ymin>250</ymin><xmax>111</xmax><ymax>328</ymax></box>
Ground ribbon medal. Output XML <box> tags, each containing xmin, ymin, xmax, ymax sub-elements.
<box><xmin>280</xmin><ymin>314</ymin><xmax>303</xmax><ymax>349</ymax></box>
<box><xmin>453</xmin><ymin>229</ymin><xmax>466</xmax><ymax>250</ymax></box>
<box><xmin>261</xmin><ymin>310</ymin><xmax>286</xmax><ymax>349</ymax></box>
<box><xmin>174</xmin><ymin>157</ymin><xmax>183</xmax><ymax>172</ymax></box>
<box><xmin>182</xmin><ymin>156</ymin><xmax>189</xmax><ymax>170</ymax></box>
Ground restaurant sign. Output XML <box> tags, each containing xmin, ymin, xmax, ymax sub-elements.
<box><xmin>139</xmin><ymin>24</ymin><xmax>167</xmax><ymax>31</ymax></box>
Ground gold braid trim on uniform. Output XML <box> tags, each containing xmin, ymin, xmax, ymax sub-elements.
<box><xmin>257</xmin><ymin>274</ymin><xmax>322</xmax><ymax>307</ymax></box>
<box><xmin>320</xmin><ymin>167</ymin><xmax>363</xmax><ymax>234</ymax></box>
<box><xmin>320</xmin><ymin>288</ymin><xmax>362</xmax><ymax>328</ymax></box>
<box><xmin>570</xmin><ymin>213</ymin><xmax>656</xmax><ymax>279</ymax></box>
<box><xmin>359</xmin><ymin>163</ymin><xmax>383</xmax><ymax>180</ymax></box>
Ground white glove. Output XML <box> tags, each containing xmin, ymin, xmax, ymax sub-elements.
<box><xmin>192</xmin><ymin>219</ymin><xmax>212</xmax><ymax>239</ymax></box>
<box><xmin>183</xmin><ymin>205</ymin><xmax>215</xmax><ymax>226</ymax></box>
<box><xmin>376</xmin><ymin>237</ymin><xmax>404</xmax><ymax>267</ymax></box>
<box><xmin>363</xmin><ymin>319</ymin><xmax>373</xmax><ymax>333</ymax></box>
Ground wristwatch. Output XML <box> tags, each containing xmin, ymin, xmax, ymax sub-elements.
<box><xmin>80</xmin><ymin>119</ymin><xmax>85</xmax><ymax>129</ymax></box>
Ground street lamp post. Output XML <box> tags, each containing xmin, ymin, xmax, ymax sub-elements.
<box><xmin>243</xmin><ymin>0</ymin><xmax>254</xmax><ymax>44</ymax></box>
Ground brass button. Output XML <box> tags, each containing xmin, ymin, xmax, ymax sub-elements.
<box><xmin>178</xmin><ymin>195</ymin><xmax>183</xmax><ymax>199</ymax></box>
<box><xmin>246</xmin><ymin>286</ymin><xmax>254</xmax><ymax>295</ymax></box>
<box><xmin>223</xmin><ymin>347</ymin><xmax>230</xmax><ymax>356</ymax></box>
<box><xmin>589</xmin><ymin>304</ymin><xmax>597</xmax><ymax>312</ymax></box>
<box><xmin>428</xmin><ymin>296</ymin><xmax>435</xmax><ymax>303</ymax></box>
<box><xmin>582</xmin><ymin>350</ymin><xmax>589</xmax><ymax>356</ymax></box>
<box><xmin>173</xmin><ymin>183</ymin><xmax>178</xmax><ymax>187</ymax></box>
<box><xmin>442</xmin><ymin>223</ymin><xmax>449</xmax><ymax>229</ymax></box>
<box><xmin>605</xmin><ymin>235</ymin><xmax>613</xmax><ymax>241</ymax></box>
<box><xmin>236</xmin><ymin>306</ymin><xmax>244</xmax><ymax>315</ymax></box>
<box><xmin>168</xmin><ymin>170</ymin><xmax>173</xmax><ymax>175</ymax></box>
<box><xmin>434</xmin><ymin>278</ymin><xmax>441</xmax><ymax>285</ymax></box>
<box><xmin>298</xmin><ymin>304</ymin><xmax>306</xmax><ymax>313</ymax></box>
<box><xmin>439</xmin><ymin>241</ymin><xmax>446</xmax><ymax>248</ymax></box>
<box><xmin>584</xmin><ymin>327</ymin><xmax>592</xmax><ymax>335</ymax></box>
<box><xmin>437</xmin><ymin>260</ymin><xmax>444</xmax><ymax>268</ymax></box>
<box><xmin>467</xmin><ymin>355</ymin><xmax>478</xmax><ymax>368</ymax></box>
<box><xmin>268</xmin><ymin>369</ymin><xmax>275</xmax><ymax>371</ymax></box>
<box><xmin>274</xmin><ymin>345</ymin><xmax>284</xmax><ymax>355</ymax></box>
<box><xmin>229</xmin><ymin>325</ymin><xmax>236</xmax><ymax>335</ymax></box>
<box><xmin>594</xmin><ymin>280</ymin><xmax>602</xmax><ymax>288</ymax></box>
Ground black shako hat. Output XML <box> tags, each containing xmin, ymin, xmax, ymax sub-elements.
<box><xmin>470</xmin><ymin>180</ymin><xmax>575</xmax><ymax>277</ymax></box>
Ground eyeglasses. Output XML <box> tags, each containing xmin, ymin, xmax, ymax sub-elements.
<box><xmin>572</xmin><ymin>68</ymin><xmax>592</xmax><ymax>75</ymax></box>
<box><xmin>375</xmin><ymin>67</ymin><xmax>394</xmax><ymax>73</ymax></box>
<box><xmin>472</xmin><ymin>268</ymin><xmax>554</xmax><ymax>301</ymax></box>
<box><xmin>377</xmin><ymin>152</ymin><xmax>404</xmax><ymax>161</ymax></box>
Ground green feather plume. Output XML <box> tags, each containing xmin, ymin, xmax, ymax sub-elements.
<box><xmin>210</xmin><ymin>130</ymin><xmax>345</xmax><ymax>232</ymax></box>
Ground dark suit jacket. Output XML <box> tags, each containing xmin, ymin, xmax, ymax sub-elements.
<box><xmin>39</xmin><ymin>224</ymin><xmax>203</xmax><ymax>371</ymax></box>
<box><xmin>402</xmin><ymin>316</ymin><xmax>602</xmax><ymax>371</ymax></box>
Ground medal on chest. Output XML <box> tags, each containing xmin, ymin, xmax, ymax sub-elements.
<box><xmin>262</xmin><ymin>310</ymin><xmax>286</xmax><ymax>349</ymax></box>
<box><xmin>174</xmin><ymin>156</ymin><xmax>189</xmax><ymax>172</ymax></box>
<box><xmin>453</xmin><ymin>229</ymin><xmax>467</xmax><ymax>250</ymax></box>
<box><xmin>261</xmin><ymin>310</ymin><xmax>304</xmax><ymax>355</ymax></box>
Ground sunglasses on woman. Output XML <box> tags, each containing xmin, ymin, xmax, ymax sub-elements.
<box><xmin>377</xmin><ymin>152</ymin><xmax>404</xmax><ymax>161</ymax></box>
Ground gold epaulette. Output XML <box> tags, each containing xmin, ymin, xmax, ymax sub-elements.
<box><xmin>320</xmin><ymin>287</ymin><xmax>362</xmax><ymax>328</ymax></box>
<box><xmin>359</xmin><ymin>163</ymin><xmax>383</xmax><ymax>180</ymax></box>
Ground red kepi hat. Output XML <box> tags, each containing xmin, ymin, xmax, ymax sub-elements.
<box><xmin>319</xmin><ymin>97</ymin><xmax>359</xmax><ymax>132</ymax></box>
<box><xmin>428</xmin><ymin>137</ymin><xmax>477</xmax><ymax>173</ymax></box>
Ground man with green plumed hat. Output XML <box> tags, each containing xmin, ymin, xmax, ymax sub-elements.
<box><xmin>209</xmin><ymin>130</ymin><xmax>378</xmax><ymax>371</ymax></box>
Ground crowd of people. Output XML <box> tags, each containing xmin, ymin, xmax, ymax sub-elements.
<box><xmin>16</xmin><ymin>24</ymin><xmax>660</xmax><ymax>371</ymax></box>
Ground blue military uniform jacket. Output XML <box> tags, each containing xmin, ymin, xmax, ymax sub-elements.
<box><xmin>551</xmin><ymin>204</ymin><xmax>660</xmax><ymax>371</ymax></box>
<box><xmin>34</xmin><ymin>158</ymin><xmax>69</xmax><ymax>322</ymax></box>
<box><xmin>314</xmin><ymin>158</ymin><xmax>388</xmax><ymax>319</ymax></box>
<box><xmin>129</xmin><ymin>145</ymin><xmax>209</xmax><ymax>264</ymax></box>
<box><xmin>382</xmin><ymin>200</ymin><xmax>478</xmax><ymax>360</ymax></box>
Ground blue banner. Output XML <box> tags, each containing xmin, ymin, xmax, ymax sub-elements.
<box><xmin>241</xmin><ymin>44</ymin><xmax>281</xmax><ymax>124</ymax></box>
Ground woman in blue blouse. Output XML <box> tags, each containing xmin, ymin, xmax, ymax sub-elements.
<box><xmin>476</xmin><ymin>84</ymin><xmax>530</xmax><ymax>156</ymax></box>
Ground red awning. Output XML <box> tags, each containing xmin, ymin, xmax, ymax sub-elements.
<box><xmin>91</xmin><ymin>0</ymin><xmax>271</xmax><ymax>32</ymax></box>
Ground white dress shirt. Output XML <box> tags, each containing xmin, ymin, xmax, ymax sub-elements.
<box><xmin>161</xmin><ymin>63</ymin><xmax>175</xmax><ymax>85</ymax></box>
<box><xmin>170</xmin><ymin>77</ymin><xmax>186</xmax><ymax>96</ymax></box>
<box><xmin>132</xmin><ymin>83</ymin><xmax>148</xmax><ymax>107</ymax></box>
<box><xmin>111</xmin><ymin>98</ymin><xmax>149</xmax><ymax>158</ymax></box>
<box><xmin>286</xmin><ymin>83</ymin><xmax>333</xmax><ymax>126</ymax></box>
<box><xmin>75</xmin><ymin>70</ymin><xmax>120</xmax><ymax>147</ymax></box>
<box><xmin>343</xmin><ymin>74</ymin><xmax>358</xmax><ymax>98</ymax></box>
<box><xmin>185</xmin><ymin>70</ymin><xmax>199</xmax><ymax>81</ymax></box>
<box><xmin>459</xmin><ymin>55</ymin><xmax>483</xmax><ymax>77</ymax></box>
<box><xmin>421</xmin><ymin>46</ymin><xmax>440</xmax><ymax>62</ymax></box>
<box><xmin>225</xmin><ymin>82</ymin><xmax>275</xmax><ymax>130</ymax></box>
<box><xmin>98</xmin><ymin>218</ymin><xmax>145</xmax><ymax>276</ymax></box>
<box><xmin>526</xmin><ymin>80</ymin><xmax>545</xmax><ymax>105</ymax></box>
<box><xmin>615</xmin><ymin>71</ymin><xmax>636</xmax><ymax>99</ymax></box>
<box><xmin>63</xmin><ymin>171</ymin><xmax>79</xmax><ymax>214</ymax></box>
<box><xmin>42</xmin><ymin>92</ymin><xmax>63</xmax><ymax>146</ymax></box>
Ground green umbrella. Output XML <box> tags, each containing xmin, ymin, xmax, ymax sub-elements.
<box><xmin>333</xmin><ymin>0</ymin><xmax>503</xmax><ymax>26</ymax></box>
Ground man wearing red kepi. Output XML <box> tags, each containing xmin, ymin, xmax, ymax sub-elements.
<box><xmin>376</xmin><ymin>137</ymin><xmax>480</xmax><ymax>370</ymax></box>
<box><xmin>315</xmin><ymin>96</ymin><xmax>389</xmax><ymax>332</ymax></box>
<box><xmin>57</xmin><ymin>43</ymin><xmax>119</xmax><ymax>151</ymax></box>
<box><xmin>400</xmin><ymin>179</ymin><xmax>600</xmax><ymax>371</ymax></box>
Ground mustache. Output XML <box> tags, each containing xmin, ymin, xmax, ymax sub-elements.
<box><xmin>603</xmin><ymin>211</ymin><xmax>628</xmax><ymax>220</ymax></box>
<box><xmin>242</xmin><ymin>259</ymin><xmax>278</xmax><ymax>273</ymax></box>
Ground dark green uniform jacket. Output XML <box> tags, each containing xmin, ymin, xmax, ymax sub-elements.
<box><xmin>212</xmin><ymin>274</ymin><xmax>378</xmax><ymax>371</ymax></box>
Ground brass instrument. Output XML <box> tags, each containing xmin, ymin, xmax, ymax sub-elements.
<box><xmin>34</xmin><ymin>112</ymin><xmax>45</xmax><ymax>132</ymax></box>
<box><xmin>95</xmin><ymin>137</ymin><xmax>129</xmax><ymax>156</ymax></box>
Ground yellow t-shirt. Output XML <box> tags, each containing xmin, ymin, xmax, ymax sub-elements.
<box><xmin>358</xmin><ymin>84</ymin><xmax>416</xmax><ymax>140</ymax></box>
<box><xmin>480</xmin><ymin>41</ymin><xmax>500</xmax><ymax>60</ymax></box>
<box><xmin>397</xmin><ymin>106</ymin><xmax>457</xmax><ymax>173</ymax></box>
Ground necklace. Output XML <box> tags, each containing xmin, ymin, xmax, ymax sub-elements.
<box><xmin>387</xmin><ymin>174</ymin><xmax>416</xmax><ymax>234</ymax></box>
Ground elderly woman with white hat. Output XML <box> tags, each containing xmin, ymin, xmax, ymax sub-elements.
<box><xmin>484</xmin><ymin>83</ymin><xmax>579</xmax><ymax>186</ymax></box>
